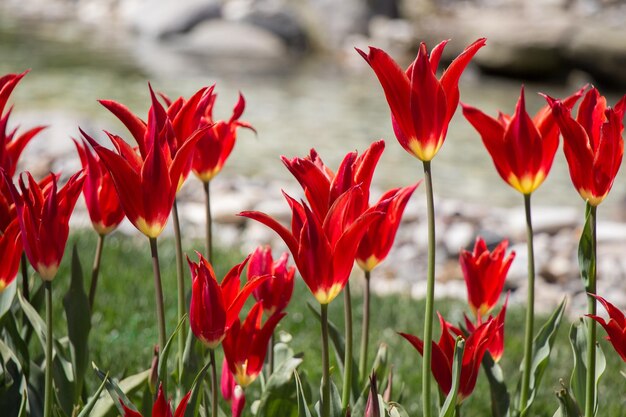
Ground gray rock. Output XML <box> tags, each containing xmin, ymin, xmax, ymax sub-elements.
<box><xmin>120</xmin><ymin>0</ymin><xmax>221</xmax><ymax>39</ymax></box>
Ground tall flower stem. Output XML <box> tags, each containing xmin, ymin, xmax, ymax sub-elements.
<box><xmin>44</xmin><ymin>281</ymin><xmax>53</xmax><ymax>417</ymax></box>
<box><xmin>421</xmin><ymin>160</ymin><xmax>436</xmax><ymax>417</ymax></box>
<box><xmin>209</xmin><ymin>349</ymin><xmax>218</xmax><ymax>417</ymax></box>
<box><xmin>149</xmin><ymin>237</ymin><xmax>167</xmax><ymax>350</ymax></box>
<box><xmin>321</xmin><ymin>303</ymin><xmax>331</xmax><ymax>417</ymax></box>
<box><xmin>358</xmin><ymin>270</ymin><xmax>371</xmax><ymax>383</ymax></box>
<box><xmin>88</xmin><ymin>234</ymin><xmax>106</xmax><ymax>310</ymax></box>
<box><xmin>21</xmin><ymin>253</ymin><xmax>29</xmax><ymax>302</ymax></box>
<box><xmin>584</xmin><ymin>204</ymin><xmax>598</xmax><ymax>417</ymax></box>
<box><xmin>203</xmin><ymin>181</ymin><xmax>213</xmax><ymax>263</ymax></box>
<box><xmin>342</xmin><ymin>282</ymin><xmax>354</xmax><ymax>413</ymax></box>
<box><xmin>519</xmin><ymin>193</ymin><xmax>535</xmax><ymax>415</ymax></box>
<box><xmin>268</xmin><ymin>332</ymin><xmax>275</xmax><ymax>376</ymax></box>
<box><xmin>172</xmin><ymin>199</ymin><xmax>186</xmax><ymax>378</ymax></box>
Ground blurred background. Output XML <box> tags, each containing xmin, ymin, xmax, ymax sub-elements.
<box><xmin>2</xmin><ymin>0</ymin><xmax>626</xmax><ymax>217</ymax></box>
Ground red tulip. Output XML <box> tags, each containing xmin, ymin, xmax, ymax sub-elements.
<box><xmin>5</xmin><ymin>171</ymin><xmax>84</xmax><ymax>280</ymax></box>
<box><xmin>0</xmin><ymin>218</ymin><xmax>22</xmax><ymax>291</ymax></box>
<box><xmin>356</xmin><ymin>183</ymin><xmax>419</xmax><ymax>271</ymax></box>
<box><xmin>221</xmin><ymin>358</ymin><xmax>246</xmax><ymax>417</ymax></box>
<box><xmin>222</xmin><ymin>302</ymin><xmax>286</xmax><ymax>387</ymax></box>
<box><xmin>247</xmin><ymin>246</ymin><xmax>295</xmax><ymax>315</ymax></box>
<box><xmin>464</xmin><ymin>294</ymin><xmax>509</xmax><ymax>362</ymax></box>
<box><xmin>0</xmin><ymin>71</ymin><xmax>45</xmax><ymax>180</ymax></box>
<box><xmin>121</xmin><ymin>384</ymin><xmax>191</xmax><ymax>417</ymax></box>
<box><xmin>545</xmin><ymin>88</ymin><xmax>626</xmax><ymax>206</ymax></box>
<box><xmin>192</xmin><ymin>92</ymin><xmax>255</xmax><ymax>182</ymax></box>
<box><xmin>82</xmin><ymin>101</ymin><xmax>203</xmax><ymax>237</ymax></box>
<box><xmin>240</xmin><ymin>186</ymin><xmax>381</xmax><ymax>304</ymax></box>
<box><xmin>460</xmin><ymin>237</ymin><xmax>515</xmax><ymax>317</ymax></box>
<box><xmin>357</xmin><ymin>39</ymin><xmax>486</xmax><ymax>161</ymax></box>
<box><xmin>588</xmin><ymin>294</ymin><xmax>626</xmax><ymax>362</ymax></box>
<box><xmin>281</xmin><ymin>140</ymin><xmax>385</xmax><ymax>221</ymax></box>
<box><xmin>462</xmin><ymin>86</ymin><xmax>584</xmax><ymax>194</ymax></box>
<box><xmin>188</xmin><ymin>253</ymin><xmax>268</xmax><ymax>348</ymax></box>
<box><xmin>74</xmin><ymin>139</ymin><xmax>124</xmax><ymax>235</ymax></box>
<box><xmin>400</xmin><ymin>313</ymin><xmax>497</xmax><ymax>402</ymax></box>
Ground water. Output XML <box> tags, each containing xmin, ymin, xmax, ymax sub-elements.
<box><xmin>3</xmin><ymin>13</ymin><xmax>626</xmax><ymax>218</ymax></box>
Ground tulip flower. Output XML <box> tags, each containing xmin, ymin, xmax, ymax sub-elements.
<box><xmin>545</xmin><ymin>87</ymin><xmax>626</xmax><ymax>206</ymax></box>
<box><xmin>0</xmin><ymin>71</ymin><xmax>45</xmax><ymax>180</ymax></box>
<box><xmin>357</xmin><ymin>39</ymin><xmax>486</xmax><ymax>161</ymax></box>
<box><xmin>5</xmin><ymin>171</ymin><xmax>84</xmax><ymax>281</ymax></box>
<box><xmin>247</xmin><ymin>246</ymin><xmax>295</xmax><ymax>316</ymax></box>
<box><xmin>74</xmin><ymin>139</ymin><xmax>124</xmax><ymax>236</ymax></box>
<box><xmin>192</xmin><ymin>92</ymin><xmax>255</xmax><ymax>183</ymax></box>
<box><xmin>462</xmin><ymin>86</ymin><xmax>584</xmax><ymax>194</ymax></box>
<box><xmin>121</xmin><ymin>384</ymin><xmax>191</xmax><ymax>417</ymax></box>
<box><xmin>0</xmin><ymin>218</ymin><xmax>22</xmax><ymax>292</ymax></box>
<box><xmin>356</xmin><ymin>183</ymin><xmax>419</xmax><ymax>272</ymax></box>
<box><xmin>400</xmin><ymin>313</ymin><xmax>497</xmax><ymax>402</ymax></box>
<box><xmin>241</xmin><ymin>186</ymin><xmax>379</xmax><ymax>305</ymax></box>
<box><xmin>464</xmin><ymin>294</ymin><xmax>509</xmax><ymax>362</ymax></box>
<box><xmin>222</xmin><ymin>302</ymin><xmax>286</xmax><ymax>387</ymax></box>
<box><xmin>460</xmin><ymin>237</ymin><xmax>515</xmax><ymax>317</ymax></box>
<box><xmin>188</xmin><ymin>253</ymin><xmax>268</xmax><ymax>348</ymax></box>
<box><xmin>588</xmin><ymin>294</ymin><xmax>626</xmax><ymax>362</ymax></box>
<box><xmin>221</xmin><ymin>359</ymin><xmax>246</xmax><ymax>417</ymax></box>
<box><xmin>281</xmin><ymin>140</ymin><xmax>385</xmax><ymax>221</ymax></box>
<box><xmin>81</xmin><ymin>114</ymin><xmax>202</xmax><ymax>238</ymax></box>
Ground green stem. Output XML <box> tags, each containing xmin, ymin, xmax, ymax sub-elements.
<box><xmin>321</xmin><ymin>303</ymin><xmax>331</xmax><ymax>417</ymax></box>
<box><xmin>203</xmin><ymin>181</ymin><xmax>213</xmax><ymax>263</ymax></box>
<box><xmin>422</xmin><ymin>160</ymin><xmax>436</xmax><ymax>417</ymax></box>
<box><xmin>172</xmin><ymin>199</ymin><xmax>186</xmax><ymax>379</ymax></box>
<box><xmin>88</xmin><ymin>233</ymin><xmax>106</xmax><ymax>311</ymax></box>
<box><xmin>268</xmin><ymin>332</ymin><xmax>275</xmax><ymax>377</ymax></box>
<box><xmin>519</xmin><ymin>193</ymin><xmax>535</xmax><ymax>415</ymax></box>
<box><xmin>358</xmin><ymin>269</ymin><xmax>371</xmax><ymax>383</ymax></box>
<box><xmin>584</xmin><ymin>204</ymin><xmax>598</xmax><ymax>417</ymax></box>
<box><xmin>149</xmin><ymin>237</ymin><xmax>167</xmax><ymax>350</ymax></box>
<box><xmin>209</xmin><ymin>349</ymin><xmax>218</xmax><ymax>417</ymax></box>
<box><xmin>44</xmin><ymin>281</ymin><xmax>53</xmax><ymax>417</ymax></box>
<box><xmin>21</xmin><ymin>252</ymin><xmax>29</xmax><ymax>302</ymax></box>
<box><xmin>342</xmin><ymin>281</ymin><xmax>354</xmax><ymax>414</ymax></box>
<box><xmin>455</xmin><ymin>404</ymin><xmax>462</xmax><ymax>417</ymax></box>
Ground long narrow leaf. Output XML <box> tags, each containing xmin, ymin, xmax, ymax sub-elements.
<box><xmin>568</xmin><ymin>320</ymin><xmax>605</xmax><ymax>415</ymax></box>
<box><xmin>91</xmin><ymin>363</ymin><xmax>149</xmax><ymax>417</ymax></box>
<box><xmin>77</xmin><ymin>372</ymin><xmax>109</xmax><ymax>417</ymax></box>
<box><xmin>157</xmin><ymin>313</ymin><xmax>187</xmax><ymax>393</ymax></box>
<box><xmin>439</xmin><ymin>337</ymin><xmax>465</xmax><ymax>417</ymax></box>
<box><xmin>578</xmin><ymin>203</ymin><xmax>595</xmax><ymax>290</ymax></box>
<box><xmin>520</xmin><ymin>298</ymin><xmax>566</xmax><ymax>415</ymax></box>
<box><xmin>482</xmin><ymin>351</ymin><xmax>510</xmax><ymax>417</ymax></box>
<box><xmin>63</xmin><ymin>245</ymin><xmax>91</xmax><ymax>404</ymax></box>
<box><xmin>295</xmin><ymin>370</ymin><xmax>313</xmax><ymax>417</ymax></box>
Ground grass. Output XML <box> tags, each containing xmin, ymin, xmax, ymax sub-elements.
<box><xmin>41</xmin><ymin>230</ymin><xmax>626</xmax><ymax>416</ymax></box>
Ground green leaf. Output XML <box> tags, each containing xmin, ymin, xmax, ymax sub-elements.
<box><xmin>295</xmin><ymin>370</ymin><xmax>313</xmax><ymax>417</ymax></box>
<box><xmin>91</xmin><ymin>363</ymin><xmax>150</xmax><ymax>417</ymax></box>
<box><xmin>183</xmin><ymin>360</ymin><xmax>212</xmax><ymax>417</ymax></box>
<box><xmin>439</xmin><ymin>337</ymin><xmax>465</xmax><ymax>417</ymax></box>
<box><xmin>256</xmin><ymin>355</ymin><xmax>303</xmax><ymax>417</ymax></box>
<box><xmin>157</xmin><ymin>313</ymin><xmax>187</xmax><ymax>393</ymax></box>
<box><xmin>17</xmin><ymin>387</ymin><xmax>28</xmax><ymax>417</ymax></box>
<box><xmin>62</xmin><ymin>245</ymin><xmax>92</xmax><ymax>404</ymax></box>
<box><xmin>519</xmin><ymin>298</ymin><xmax>567</xmax><ymax>415</ymax></box>
<box><xmin>77</xmin><ymin>372</ymin><xmax>109</xmax><ymax>417</ymax></box>
<box><xmin>482</xmin><ymin>351</ymin><xmax>510</xmax><ymax>417</ymax></box>
<box><xmin>314</xmin><ymin>379</ymin><xmax>342</xmax><ymax>417</ymax></box>
<box><xmin>553</xmin><ymin>381</ymin><xmax>583</xmax><ymax>417</ymax></box>
<box><xmin>0</xmin><ymin>279</ymin><xmax>16</xmax><ymax>320</ymax></box>
<box><xmin>578</xmin><ymin>203</ymin><xmax>595</xmax><ymax>290</ymax></box>
<box><xmin>568</xmin><ymin>320</ymin><xmax>605</xmax><ymax>415</ymax></box>
<box><xmin>1</xmin><ymin>312</ymin><xmax>30</xmax><ymax>378</ymax></box>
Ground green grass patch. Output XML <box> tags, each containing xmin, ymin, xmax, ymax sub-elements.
<box><xmin>40</xmin><ymin>230</ymin><xmax>626</xmax><ymax>416</ymax></box>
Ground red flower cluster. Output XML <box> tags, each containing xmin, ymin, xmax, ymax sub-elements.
<box><xmin>247</xmin><ymin>246</ymin><xmax>295</xmax><ymax>316</ymax></box>
<box><xmin>122</xmin><ymin>384</ymin><xmax>190</xmax><ymax>417</ymax></box>
<box><xmin>588</xmin><ymin>295</ymin><xmax>626</xmax><ymax>362</ymax></box>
